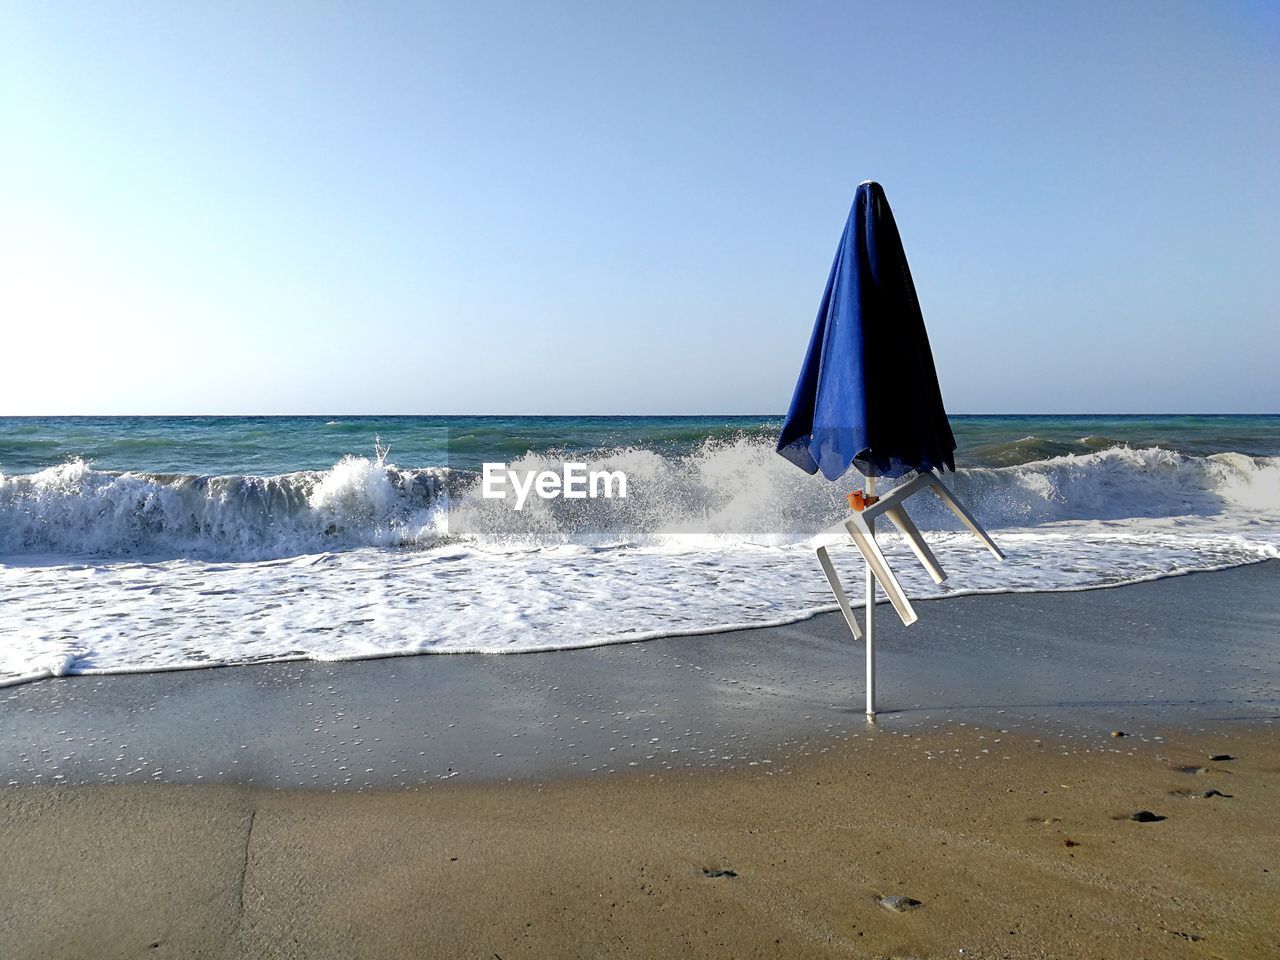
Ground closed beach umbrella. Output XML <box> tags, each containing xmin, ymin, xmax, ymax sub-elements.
<box><xmin>777</xmin><ymin>182</ymin><xmax>1001</xmax><ymax>717</ymax></box>
<box><xmin>776</xmin><ymin>180</ymin><xmax>955</xmax><ymax>481</ymax></box>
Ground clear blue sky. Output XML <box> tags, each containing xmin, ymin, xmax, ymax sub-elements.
<box><xmin>2</xmin><ymin>1</ymin><xmax>1276</xmax><ymax>415</ymax></box>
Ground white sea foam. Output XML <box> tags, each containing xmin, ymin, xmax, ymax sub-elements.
<box><xmin>1</xmin><ymin>444</ymin><xmax>1277</xmax><ymax>686</ymax></box>
<box><xmin>0</xmin><ymin>457</ymin><xmax>448</xmax><ymax>559</ymax></box>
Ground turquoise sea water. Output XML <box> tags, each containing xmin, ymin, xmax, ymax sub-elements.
<box><xmin>1</xmin><ymin>414</ymin><xmax>1277</xmax><ymax>476</ymax></box>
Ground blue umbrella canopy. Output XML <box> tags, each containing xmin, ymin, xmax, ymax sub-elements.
<box><xmin>776</xmin><ymin>181</ymin><xmax>956</xmax><ymax>481</ymax></box>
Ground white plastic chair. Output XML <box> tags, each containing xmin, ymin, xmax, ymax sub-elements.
<box><xmin>811</xmin><ymin>469</ymin><xmax>1004</xmax><ymax>714</ymax></box>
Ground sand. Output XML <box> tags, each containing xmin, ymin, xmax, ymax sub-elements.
<box><xmin>2</xmin><ymin>725</ymin><xmax>1277</xmax><ymax>959</ymax></box>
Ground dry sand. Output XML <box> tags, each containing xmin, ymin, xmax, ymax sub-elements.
<box><xmin>3</xmin><ymin>723</ymin><xmax>1276</xmax><ymax>959</ymax></box>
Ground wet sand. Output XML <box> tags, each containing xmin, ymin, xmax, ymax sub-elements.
<box><xmin>2</xmin><ymin>562</ymin><xmax>1278</xmax><ymax>790</ymax></box>
<box><xmin>2</xmin><ymin>563</ymin><xmax>1278</xmax><ymax>958</ymax></box>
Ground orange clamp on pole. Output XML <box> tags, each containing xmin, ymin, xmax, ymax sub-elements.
<box><xmin>848</xmin><ymin>490</ymin><xmax>879</xmax><ymax>512</ymax></box>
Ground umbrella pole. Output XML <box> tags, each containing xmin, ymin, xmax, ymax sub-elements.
<box><xmin>864</xmin><ymin>475</ymin><xmax>877</xmax><ymax>717</ymax></box>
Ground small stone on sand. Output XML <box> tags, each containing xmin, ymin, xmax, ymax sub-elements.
<box><xmin>1110</xmin><ymin>730</ymin><xmax>1126</xmax><ymax>738</ymax></box>
<box><xmin>1129</xmin><ymin>810</ymin><xmax>1166</xmax><ymax>822</ymax></box>
<box><xmin>878</xmin><ymin>895</ymin><xmax>923</xmax><ymax>912</ymax></box>
<box><xmin>1208</xmin><ymin>754</ymin><xmax>1235</xmax><ymax>762</ymax></box>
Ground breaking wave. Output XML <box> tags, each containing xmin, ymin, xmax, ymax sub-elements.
<box><xmin>0</xmin><ymin>457</ymin><xmax>448</xmax><ymax>560</ymax></box>
<box><xmin>1</xmin><ymin>443</ymin><xmax>1277</xmax><ymax>561</ymax></box>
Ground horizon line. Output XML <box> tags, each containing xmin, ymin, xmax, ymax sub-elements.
<box><xmin>1</xmin><ymin>412</ymin><xmax>1277</xmax><ymax>419</ymax></box>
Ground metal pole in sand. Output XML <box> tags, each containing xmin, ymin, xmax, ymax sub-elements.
<box><xmin>864</xmin><ymin>474</ymin><xmax>876</xmax><ymax>717</ymax></box>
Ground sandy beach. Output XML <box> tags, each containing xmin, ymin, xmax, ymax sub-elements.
<box><xmin>3</xmin><ymin>563</ymin><xmax>1278</xmax><ymax>958</ymax></box>
<box><xmin>6</xmin><ymin>1</ymin><xmax>1278</xmax><ymax>955</ymax></box>
<box><xmin>3</xmin><ymin>724</ymin><xmax>1277</xmax><ymax>959</ymax></box>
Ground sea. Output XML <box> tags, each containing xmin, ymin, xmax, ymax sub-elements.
<box><xmin>1</xmin><ymin>415</ymin><xmax>1277</xmax><ymax>687</ymax></box>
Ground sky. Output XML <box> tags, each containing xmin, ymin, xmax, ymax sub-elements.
<box><xmin>1</xmin><ymin>1</ymin><xmax>1277</xmax><ymax>415</ymax></box>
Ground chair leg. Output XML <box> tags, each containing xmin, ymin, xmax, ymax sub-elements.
<box><xmin>845</xmin><ymin>520</ymin><xmax>918</xmax><ymax>626</ymax></box>
<box><xmin>928</xmin><ymin>474</ymin><xmax>1006</xmax><ymax>561</ymax></box>
<box><xmin>815</xmin><ymin>546</ymin><xmax>863</xmax><ymax>640</ymax></box>
<box><xmin>883</xmin><ymin>504</ymin><xmax>948</xmax><ymax>584</ymax></box>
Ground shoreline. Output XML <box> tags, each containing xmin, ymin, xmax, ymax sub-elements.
<box><xmin>3</xmin><ymin>557</ymin><xmax>1278</xmax><ymax>958</ymax></box>
<box><xmin>3</xmin><ymin>561</ymin><xmax>1277</xmax><ymax>791</ymax></box>
<box><xmin>3</xmin><ymin>553</ymin><xmax>1273</xmax><ymax>692</ymax></box>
